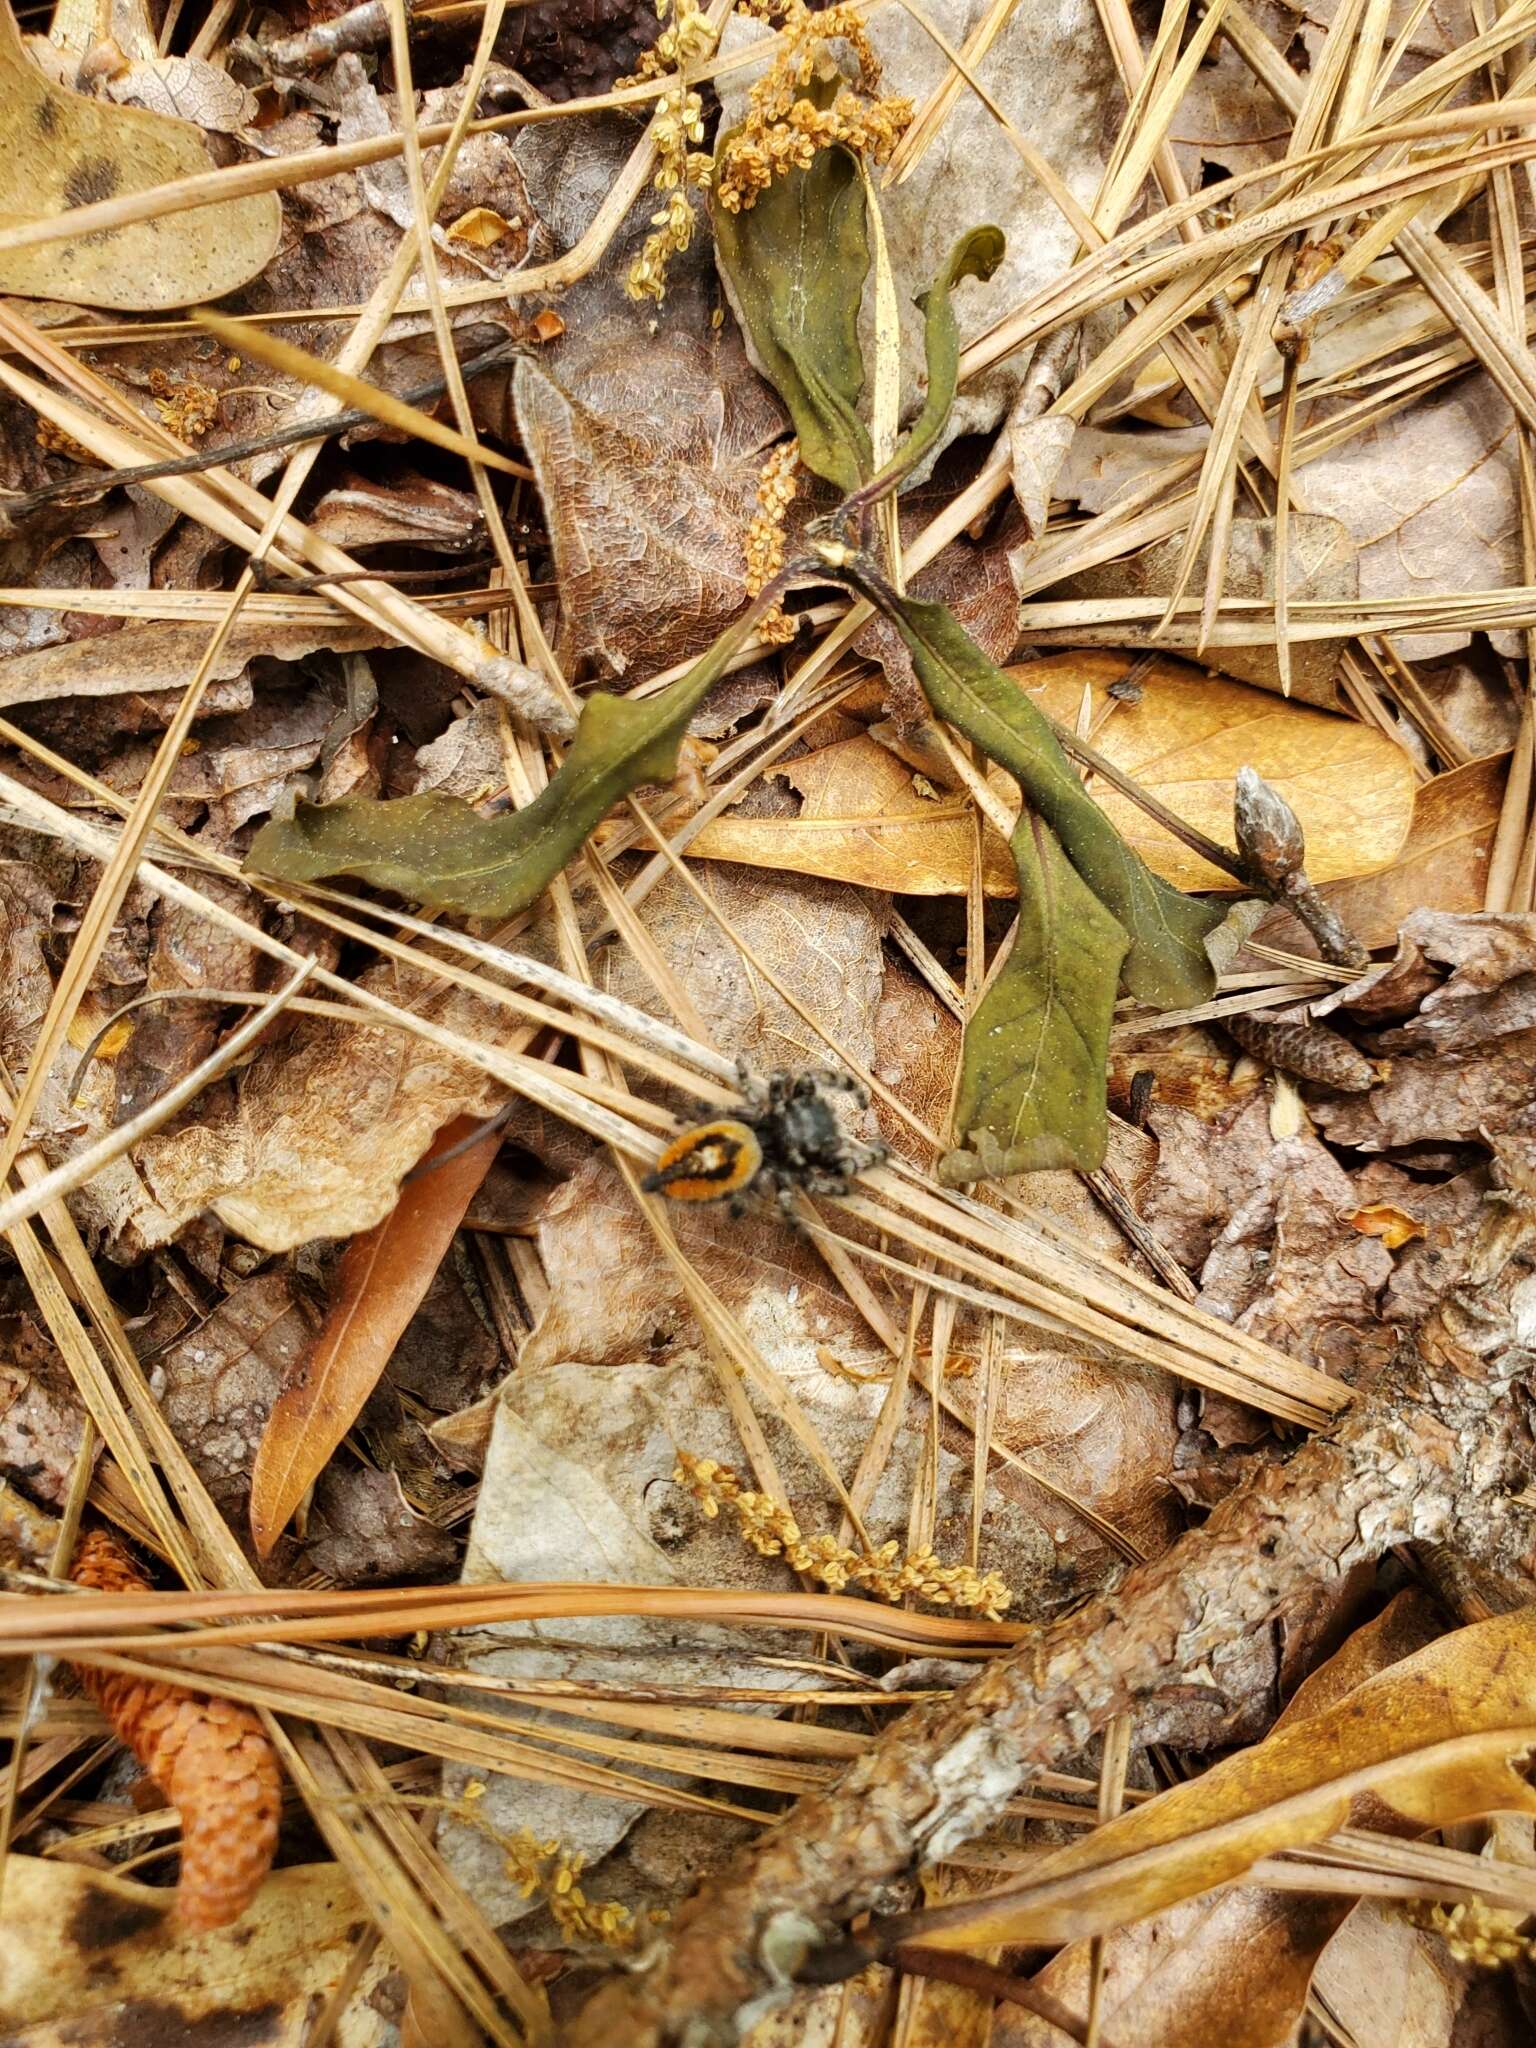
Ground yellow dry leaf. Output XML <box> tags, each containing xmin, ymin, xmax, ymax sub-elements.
<box><xmin>446</xmin><ymin>205</ymin><xmax>516</xmax><ymax>248</ymax></box>
<box><xmin>690</xmin><ymin>655</ymin><xmax>1414</xmax><ymax>897</ymax></box>
<box><xmin>0</xmin><ymin>1857</ymin><xmax>391</xmax><ymax>2045</ymax></box>
<box><xmin>0</xmin><ymin>0</ymin><xmax>280</xmax><ymax>309</ymax></box>
<box><xmin>1348</xmin><ymin>1201</ymin><xmax>1425</xmax><ymax>1249</ymax></box>
<box><xmin>690</xmin><ymin>733</ymin><xmax>1018</xmax><ymax>895</ymax></box>
<box><xmin>1018</xmin><ymin>651</ymin><xmax>1416</xmax><ymax>891</ymax></box>
<box><xmin>906</xmin><ymin>1604</ymin><xmax>1536</xmax><ymax>1955</ymax></box>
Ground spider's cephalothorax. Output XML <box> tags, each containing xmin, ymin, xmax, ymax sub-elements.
<box><xmin>642</xmin><ymin>1062</ymin><xmax>887</xmax><ymax>1219</ymax></box>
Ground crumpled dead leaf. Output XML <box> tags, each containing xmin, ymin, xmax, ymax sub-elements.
<box><xmin>1141</xmin><ymin>1096</ymin><xmax>1281</xmax><ymax>1275</ymax></box>
<box><xmin>1366</xmin><ymin>910</ymin><xmax>1536</xmax><ymax>1051</ymax></box>
<box><xmin>513</xmin><ymin>318</ymin><xmax>786</xmax><ymax>676</ymax></box>
<box><xmin>1311</xmin><ymin>1032</ymin><xmax>1536</xmax><ymax>1152</ymax></box>
<box><xmin>131</xmin><ymin>975</ymin><xmax>506</xmax><ymax>1252</ymax></box>
<box><xmin>0</xmin><ymin>0</ymin><xmax>280</xmax><ymax>310</ymax></box>
<box><xmin>1194</xmin><ymin>1129</ymin><xmax>1397</xmax><ymax>1383</ymax></box>
<box><xmin>0</xmin><ymin>1856</ymin><xmax>391</xmax><ymax>2046</ymax></box>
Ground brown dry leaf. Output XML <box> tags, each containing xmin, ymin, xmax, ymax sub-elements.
<box><xmin>0</xmin><ymin>0</ymin><xmax>280</xmax><ymax>310</ymax></box>
<box><xmin>998</xmin><ymin>1592</ymin><xmax>1447</xmax><ymax>2048</ymax></box>
<box><xmin>0</xmin><ymin>617</ymin><xmax>387</xmax><ymax>715</ymax></box>
<box><xmin>904</xmin><ymin>1603</ymin><xmax>1536</xmax><ymax>1955</ymax></box>
<box><xmin>1299</xmin><ymin>374</ymin><xmax>1521</xmax><ymax>661</ymax></box>
<box><xmin>1256</xmin><ymin>754</ymin><xmax>1509</xmax><ymax>953</ymax></box>
<box><xmin>1369</xmin><ymin>911</ymin><xmax>1536</xmax><ymax>1051</ymax></box>
<box><xmin>154</xmin><ymin>1267</ymin><xmax>316</xmax><ymax>1536</ymax></box>
<box><xmin>512</xmin><ymin>318</ymin><xmax>786</xmax><ymax>676</ymax></box>
<box><xmin>1195</xmin><ymin>1129</ymin><xmax>1396</xmax><ymax>1382</ymax></box>
<box><xmin>301</xmin><ymin>1463</ymin><xmax>458</xmax><ymax>1584</ymax></box>
<box><xmin>249</xmin><ymin>1115</ymin><xmax>501</xmax><ymax>1556</ymax></box>
<box><xmin>1310</xmin><ymin>1895</ymin><xmax>1527</xmax><ymax>2048</ymax></box>
<box><xmin>690</xmin><ymin>733</ymin><xmax>1019</xmax><ymax>895</ymax></box>
<box><xmin>0</xmin><ymin>1856</ymin><xmax>391</xmax><ymax>2046</ymax></box>
<box><xmin>132</xmin><ymin>973</ymin><xmax>507</xmax><ymax>1253</ymax></box>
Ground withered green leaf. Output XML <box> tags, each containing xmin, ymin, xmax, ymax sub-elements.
<box><xmin>712</xmin><ymin>107</ymin><xmax>871</xmax><ymax>491</ymax></box>
<box><xmin>866</xmin><ymin>224</ymin><xmax>1005</xmax><ymax>499</ymax></box>
<box><xmin>827</xmin><ymin>567</ymin><xmax>1222</xmax><ymax>1007</ymax></box>
<box><xmin>943</xmin><ymin>809</ymin><xmax>1128</xmax><ymax>1182</ymax></box>
<box><xmin>245</xmin><ymin>608</ymin><xmax>760</xmax><ymax>915</ymax></box>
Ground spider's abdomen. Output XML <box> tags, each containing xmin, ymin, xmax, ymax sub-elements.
<box><xmin>642</xmin><ymin>1120</ymin><xmax>764</xmax><ymax>1203</ymax></box>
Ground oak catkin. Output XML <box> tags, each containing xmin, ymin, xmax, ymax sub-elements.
<box><xmin>70</xmin><ymin>1528</ymin><xmax>282</xmax><ymax>1929</ymax></box>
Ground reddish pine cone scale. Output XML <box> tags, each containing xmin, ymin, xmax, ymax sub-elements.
<box><xmin>70</xmin><ymin>1528</ymin><xmax>282</xmax><ymax>1929</ymax></box>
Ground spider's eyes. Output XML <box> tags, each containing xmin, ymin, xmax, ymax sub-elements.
<box><xmin>641</xmin><ymin>1120</ymin><xmax>764</xmax><ymax>1203</ymax></box>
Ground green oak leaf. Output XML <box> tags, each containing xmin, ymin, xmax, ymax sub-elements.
<box><xmin>823</xmin><ymin>564</ymin><xmax>1222</xmax><ymax>1007</ymax></box>
<box><xmin>712</xmin><ymin>99</ymin><xmax>871</xmax><ymax>491</ymax></box>
<box><xmin>245</xmin><ymin>608</ymin><xmax>759</xmax><ymax>916</ymax></box>
<box><xmin>942</xmin><ymin>808</ymin><xmax>1128</xmax><ymax>1181</ymax></box>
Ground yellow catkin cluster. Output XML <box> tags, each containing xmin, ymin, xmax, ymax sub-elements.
<box><xmin>624</xmin><ymin>0</ymin><xmax>718</xmax><ymax>302</ymax></box>
<box><xmin>1395</xmin><ymin>1897</ymin><xmax>1536</xmax><ymax>1968</ymax></box>
<box><xmin>743</xmin><ymin>436</ymin><xmax>800</xmax><ymax>644</ymax></box>
<box><xmin>676</xmin><ymin>1452</ymin><xmax>1013</xmax><ymax>1620</ymax></box>
<box><xmin>34</xmin><ymin>415</ymin><xmax>102</xmax><ymax>466</ymax></box>
<box><xmin>484</xmin><ymin>1807</ymin><xmax>644</xmax><ymax>1950</ymax></box>
<box><xmin>148</xmin><ymin>368</ymin><xmax>219</xmax><ymax>442</ymax></box>
<box><xmin>715</xmin><ymin>0</ymin><xmax>913</xmax><ymax>213</ymax></box>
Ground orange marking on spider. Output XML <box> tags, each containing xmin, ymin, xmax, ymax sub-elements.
<box><xmin>643</xmin><ymin>1120</ymin><xmax>763</xmax><ymax>1203</ymax></box>
<box><xmin>641</xmin><ymin>1064</ymin><xmax>886</xmax><ymax>1220</ymax></box>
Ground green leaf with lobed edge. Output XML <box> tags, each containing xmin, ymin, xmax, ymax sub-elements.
<box><xmin>825</xmin><ymin>563</ymin><xmax>1223</xmax><ymax>1007</ymax></box>
<box><xmin>863</xmin><ymin>225</ymin><xmax>1005</xmax><ymax>500</ymax></box>
<box><xmin>245</xmin><ymin>608</ymin><xmax>760</xmax><ymax>915</ymax></box>
<box><xmin>712</xmin><ymin>98</ymin><xmax>871</xmax><ymax>491</ymax></box>
<box><xmin>942</xmin><ymin>808</ymin><xmax>1128</xmax><ymax>1182</ymax></box>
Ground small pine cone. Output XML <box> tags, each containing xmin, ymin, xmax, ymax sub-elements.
<box><xmin>1226</xmin><ymin>1012</ymin><xmax>1376</xmax><ymax>1093</ymax></box>
<box><xmin>70</xmin><ymin>1529</ymin><xmax>282</xmax><ymax>1929</ymax></box>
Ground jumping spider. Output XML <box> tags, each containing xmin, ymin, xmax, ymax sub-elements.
<box><xmin>642</xmin><ymin>1061</ymin><xmax>887</xmax><ymax>1220</ymax></box>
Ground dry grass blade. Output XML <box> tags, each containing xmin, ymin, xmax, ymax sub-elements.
<box><xmin>193</xmin><ymin>310</ymin><xmax>534</xmax><ymax>480</ymax></box>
